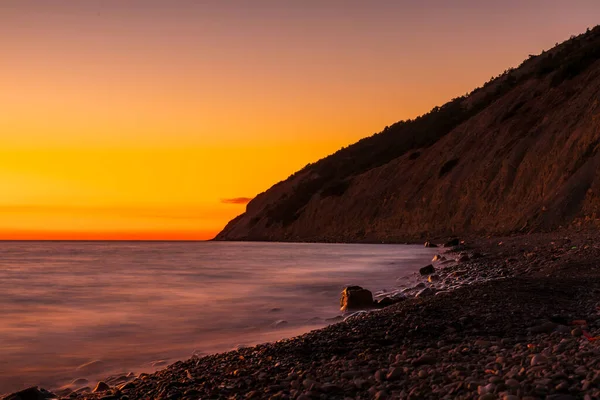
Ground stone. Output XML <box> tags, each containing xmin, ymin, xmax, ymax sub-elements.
<box><xmin>413</xmin><ymin>354</ymin><xmax>436</xmax><ymax>366</ymax></box>
<box><xmin>271</xmin><ymin>320</ymin><xmax>289</xmax><ymax>328</ymax></box>
<box><xmin>386</xmin><ymin>367</ymin><xmax>403</xmax><ymax>381</ymax></box>
<box><xmin>374</xmin><ymin>391</ymin><xmax>389</xmax><ymax>400</ymax></box>
<box><xmin>530</xmin><ymin>354</ymin><xmax>548</xmax><ymax>366</ymax></box>
<box><xmin>341</xmin><ymin>371</ymin><xmax>359</xmax><ymax>379</ymax></box>
<box><xmin>419</xmin><ymin>265</ymin><xmax>435</xmax><ymax>275</ymax></box>
<box><xmin>376</xmin><ymin>297</ymin><xmax>400</xmax><ymax>308</ymax></box>
<box><xmin>321</xmin><ymin>383</ymin><xmax>342</xmax><ymax>393</ymax></box>
<box><xmin>457</xmin><ymin>254</ymin><xmax>470</xmax><ymax>262</ymax></box>
<box><xmin>571</xmin><ymin>327</ymin><xmax>583</xmax><ymax>337</ymax></box>
<box><xmin>93</xmin><ymin>382</ymin><xmax>110</xmax><ymax>393</ymax></box>
<box><xmin>432</xmin><ymin>254</ymin><xmax>446</xmax><ymax>262</ymax></box>
<box><xmin>340</xmin><ymin>286</ymin><xmax>373</xmax><ymax>311</ymax></box>
<box><xmin>424</xmin><ymin>241</ymin><xmax>437</xmax><ymax>248</ymax></box>
<box><xmin>1</xmin><ymin>387</ymin><xmax>57</xmax><ymax>400</ymax></box>
<box><xmin>505</xmin><ymin>379</ymin><xmax>520</xmax><ymax>388</ymax></box>
<box><xmin>374</xmin><ymin>369</ymin><xmax>386</xmax><ymax>382</ymax></box>
<box><xmin>428</xmin><ymin>274</ymin><xmax>440</xmax><ymax>282</ymax></box>
<box><xmin>117</xmin><ymin>382</ymin><xmax>135</xmax><ymax>391</ymax></box>
<box><xmin>416</xmin><ymin>287</ymin><xmax>436</xmax><ymax>298</ymax></box>
<box><xmin>529</xmin><ymin>321</ymin><xmax>557</xmax><ymax>334</ymax></box>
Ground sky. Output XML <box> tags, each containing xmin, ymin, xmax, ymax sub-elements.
<box><xmin>1</xmin><ymin>0</ymin><xmax>599</xmax><ymax>240</ymax></box>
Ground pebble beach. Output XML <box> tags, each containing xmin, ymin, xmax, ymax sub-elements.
<box><xmin>6</xmin><ymin>232</ymin><xmax>600</xmax><ymax>400</ymax></box>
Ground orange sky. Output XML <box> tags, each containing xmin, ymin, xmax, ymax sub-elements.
<box><xmin>1</xmin><ymin>1</ymin><xmax>599</xmax><ymax>240</ymax></box>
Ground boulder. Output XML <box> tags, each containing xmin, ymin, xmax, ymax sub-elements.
<box><xmin>424</xmin><ymin>241</ymin><xmax>437</xmax><ymax>248</ymax></box>
<box><xmin>1</xmin><ymin>387</ymin><xmax>57</xmax><ymax>400</ymax></box>
<box><xmin>93</xmin><ymin>382</ymin><xmax>110</xmax><ymax>393</ymax></box>
<box><xmin>419</xmin><ymin>265</ymin><xmax>435</xmax><ymax>276</ymax></box>
<box><xmin>340</xmin><ymin>286</ymin><xmax>374</xmax><ymax>311</ymax></box>
<box><xmin>432</xmin><ymin>254</ymin><xmax>446</xmax><ymax>262</ymax></box>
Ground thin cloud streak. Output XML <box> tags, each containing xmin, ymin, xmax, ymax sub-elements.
<box><xmin>221</xmin><ymin>197</ymin><xmax>252</xmax><ymax>205</ymax></box>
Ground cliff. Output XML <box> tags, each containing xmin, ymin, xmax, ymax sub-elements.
<box><xmin>216</xmin><ymin>27</ymin><xmax>600</xmax><ymax>242</ymax></box>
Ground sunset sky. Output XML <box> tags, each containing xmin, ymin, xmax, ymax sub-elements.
<box><xmin>1</xmin><ymin>1</ymin><xmax>599</xmax><ymax>240</ymax></box>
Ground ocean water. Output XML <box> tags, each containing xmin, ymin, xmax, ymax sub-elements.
<box><xmin>0</xmin><ymin>241</ymin><xmax>437</xmax><ymax>394</ymax></box>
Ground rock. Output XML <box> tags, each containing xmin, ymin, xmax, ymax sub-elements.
<box><xmin>374</xmin><ymin>390</ymin><xmax>389</xmax><ymax>400</ymax></box>
<box><xmin>117</xmin><ymin>382</ymin><xmax>135</xmax><ymax>391</ymax></box>
<box><xmin>413</xmin><ymin>354</ymin><xmax>436</xmax><ymax>366</ymax></box>
<box><xmin>424</xmin><ymin>241</ymin><xmax>437</xmax><ymax>248</ymax></box>
<box><xmin>376</xmin><ymin>297</ymin><xmax>400</xmax><ymax>308</ymax></box>
<box><xmin>341</xmin><ymin>371</ymin><xmax>359</xmax><ymax>379</ymax></box>
<box><xmin>321</xmin><ymin>383</ymin><xmax>342</xmax><ymax>393</ymax></box>
<box><xmin>432</xmin><ymin>254</ymin><xmax>446</xmax><ymax>262</ymax></box>
<box><xmin>529</xmin><ymin>321</ymin><xmax>557</xmax><ymax>334</ymax></box>
<box><xmin>428</xmin><ymin>274</ymin><xmax>440</xmax><ymax>282</ymax></box>
<box><xmin>419</xmin><ymin>265</ymin><xmax>435</xmax><ymax>276</ymax></box>
<box><xmin>505</xmin><ymin>379</ymin><xmax>520</xmax><ymax>388</ymax></box>
<box><xmin>444</xmin><ymin>238</ymin><xmax>460</xmax><ymax>247</ymax></box>
<box><xmin>571</xmin><ymin>327</ymin><xmax>583</xmax><ymax>337</ymax></box>
<box><xmin>302</xmin><ymin>379</ymin><xmax>319</xmax><ymax>390</ymax></box>
<box><xmin>340</xmin><ymin>286</ymin><xmax>374</xmax><ymax>311</ymax></box>
<box><xmin>386</xmin><ymin>367</ymin><xmax>403</xmax><ymax>381</ymax></box>
<box><xmin>1</xmin><ymin>387</ymin><xmax>57</xmax><ymax>400</ymax></box>
<box><xmin>478</xmin><ymin>383</ymin><xmax>496</xmax><ymax>395</ymax></box>
<box><xmin>456</xmin><ymin>254</ymin><xmax>470</xmax><ymax>262</ymax></box>
<box><xmin>530</xmin><ymin>354</ymin><xmax>548</xmax><ymax>366</ymax></box>
<box><xmin>271</xmin><ymin>319</ymin><xmax>288</xmax><ymax>328</ymax></box>
<box><xmin>415</xmin><ymin>287</ymin><xmax>436</xmax><ymax>298</ymax></box>
<box><xmin>93</xmin><ymin>382</ymin><xmax>110</xmax><ymax>393</ymax></box>
<box><xmin>374</xmin><ymin>369</ymin><xmax>387</xmax><ymax>382</ymax></box>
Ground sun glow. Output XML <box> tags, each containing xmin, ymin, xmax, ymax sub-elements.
<box><xmin>2</xmin><ymin>1</ymin><xmax>598</xmax><ymax>239</ymax></box>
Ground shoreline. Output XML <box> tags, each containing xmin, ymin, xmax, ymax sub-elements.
<box><xmin>6</xmin><ymin>232</ymin><xmax>600</xmax><ymax>399</ymax></box>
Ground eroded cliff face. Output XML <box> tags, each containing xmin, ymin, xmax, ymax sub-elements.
<box><xmin>216</xmin><ymin>27</ymin><xmax>600</xmax><ymax>242</ymax></box>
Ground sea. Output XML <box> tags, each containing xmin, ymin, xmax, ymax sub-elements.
<box><xmin>0</xmin><ymin>241</ymin><xmax>437</xmax><ymax>394</ymax></box>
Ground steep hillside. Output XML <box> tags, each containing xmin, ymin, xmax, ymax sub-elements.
<box><xmin>216</xmin><ymin>26</ymin><xmax>600</xmax><ymax>242</ymax></box>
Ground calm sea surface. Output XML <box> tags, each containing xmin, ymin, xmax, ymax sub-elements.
<box><xmin>0</xmin><ymin>241</ymin><xmax>436</xmax><ymax>394</ymax></box>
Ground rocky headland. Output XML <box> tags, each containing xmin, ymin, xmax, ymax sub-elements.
<box><xmin>216</xmin><ymin>26</ymin><xmax>600</xmax><ymax>244</ymax></box>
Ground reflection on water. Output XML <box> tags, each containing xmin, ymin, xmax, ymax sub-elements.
<box><xmin>0</xmin><ymin>241</ymin><xmax>436</xmax><ymax>393</ymax></box>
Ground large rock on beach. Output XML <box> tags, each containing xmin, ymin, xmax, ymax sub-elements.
<box><xmin>340</xmin><ymin>286</ymin><xmax>373</xmax><ymax>311</ymax></box>
<box><xmin>419</xmin><ymin>264</ymin><xmax>435</xmax><ymax>275</ymax></box>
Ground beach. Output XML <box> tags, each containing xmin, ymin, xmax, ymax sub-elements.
<box><xmin>7</xmin><ymin>232</ymin><xmax>600</xmax><ymax>399</ymax></box>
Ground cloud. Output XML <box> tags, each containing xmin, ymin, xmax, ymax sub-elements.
<box><xmin>221</xmin><ymin>197</ymin><xmax>252</xmax><ymax>205</ymax></box>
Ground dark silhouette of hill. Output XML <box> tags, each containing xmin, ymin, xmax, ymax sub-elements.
<box><xmin>216</xmin><ymin>26</ymin><xmax>600</xmax><ymax>242</ymax></box>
